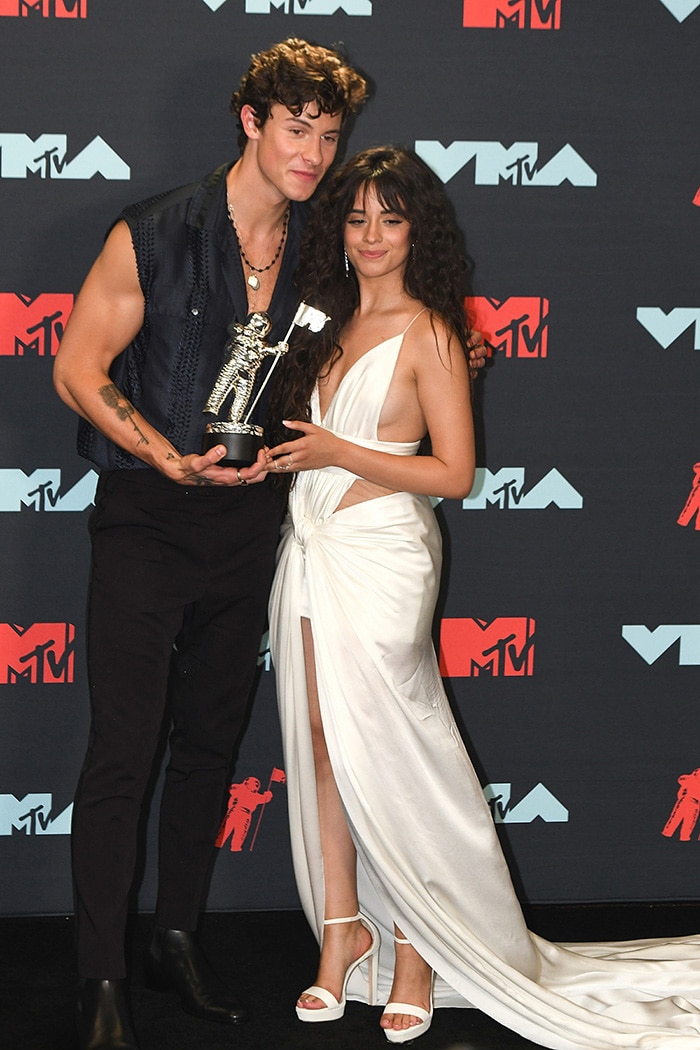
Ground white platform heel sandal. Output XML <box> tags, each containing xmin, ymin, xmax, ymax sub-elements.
<box><xmin>382</xmin><ymin>936</ymin><xmax>434</xmax><ymax>1044</ymax></box>
<box><xmin>296</xmin><ymin>912</ymin><xmax>380</xmax><ymax>1022</ymax></box>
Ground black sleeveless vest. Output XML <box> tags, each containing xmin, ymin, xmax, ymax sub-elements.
<box><xmin>77</xmin><ymin>164</ymin><xmax>309</xmax><ymax>471</ymax></box>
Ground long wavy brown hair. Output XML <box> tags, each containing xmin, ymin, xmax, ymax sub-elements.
<box><xmin>269</xmin><ymin>145</ymin><xmax>474</xmax><ymax>447</ymax></box>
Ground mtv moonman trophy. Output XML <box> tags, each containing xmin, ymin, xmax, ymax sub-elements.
<box><xmin>201</xmin><ymin>302</ymin><xmax>331</xmax><ymax>467</ymax></box>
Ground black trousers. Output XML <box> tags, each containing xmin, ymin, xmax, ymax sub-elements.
<box><xmin>71</xmin><ymin>469</ymin><xmax>283</xmax><ymax>978</ymax></box>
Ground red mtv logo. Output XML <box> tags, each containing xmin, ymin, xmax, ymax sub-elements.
<box><xmin>439</xmin><ymin>617</ymin><xmax>536</xmax><ymax>676</ymax></box>
<box><xmin>463</xmin><ymin>0</ymin><xmax>561</xmax><ymax>28</ymax></box>
<box><xmin>0</xmin><ymin>623</ymin><xmax>75</xmax><ymax>683</ymax></box>
<box><xmin>0</xmin><ymin>293</ymin><xmax>74</xmax><ymax>356</ymax></box>
<box><xmin>0</xmin><ymin>1</ymin><xmax>86</xmax><ymax>15</ymax></box>
<box><xmin>467</xmin><ymin>296</ymin><xmax>549</xmax><ymax>358</ymax></box>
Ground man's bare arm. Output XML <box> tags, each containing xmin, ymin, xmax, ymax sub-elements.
<box><xmin>53</xmin><ymin>221</ymin><xmax>252</xmax><ymax>486</ymax></box>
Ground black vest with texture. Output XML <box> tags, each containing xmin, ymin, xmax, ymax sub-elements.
<box><xmin>77</xmin><ymin>164</ymin><xmax>308</xmax><ymax>471</ymax></box>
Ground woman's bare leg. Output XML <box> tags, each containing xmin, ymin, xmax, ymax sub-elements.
<box><xmin>379</xmin><ymin>926</ymin><xmax>433</xmax><ymax>1035</ymax></box>
<box><xmin>297</xmin><ymin>616</ymin><xmax>373</xmax><ymax>1010</ymax></box>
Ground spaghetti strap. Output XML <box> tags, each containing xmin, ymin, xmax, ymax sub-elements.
<box><xmin>401</xmin><ymin>307</ymin><xmax>429</xmax><ymax>337</ymax></box>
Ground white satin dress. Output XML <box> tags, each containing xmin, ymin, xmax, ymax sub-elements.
<box><xmin>268</xmin><ymin>316</ymin><xmax>700</xmax><ymax>1049</ymax></box>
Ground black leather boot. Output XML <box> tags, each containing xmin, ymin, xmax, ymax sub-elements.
<box><xmin>76</xmin><ymin>978</ymin><xmax>141</xmax><ymax>1050</ymax></box>
<box><xmin>145</xmin><ymin>927</ymin><xmax>248</xmax><ymax>1024</ymax></box>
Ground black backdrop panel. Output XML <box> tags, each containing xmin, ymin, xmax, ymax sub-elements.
<box><xmin>1</xmin><ymin>0</ymin><xmax>698</xmax><ymax>915</ymax></box>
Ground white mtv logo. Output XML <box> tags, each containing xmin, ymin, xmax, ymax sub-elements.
<box><xmin>462</xmin><ymin>468</ymin><xmax>583</xmax><ymax>510</ymax></box>
<box><xmin>658</xmin><ymin>0</ymin><xmax>700</xmax><ymax>22</ymax></box>
<box><xmin>0</xmin><ymin>134</ymin><xmax>130</xmax><ymax>180</ymax></box>
<box><xmin>0</xmin><ymin>469</ymin><xmax>98</xmax><ymax>512</ymax></box>
<box><xmin>202</xmin><ymin>0</ymin><xmax>371</xmax><ymax>11</ymax></box>
<box><xmin>0</xmin><ymin>794</ymin><xmax>72</xmax><ymax>835</ymax></box>
<box><xmin>484</xmin><ymin>783</ymin><xmax>569</xmax><ymax>824</ymax></box>
<box><xmin>415</xmin><ymin>141</ymin><xmax>597</xmax><ymax>186</ymax></box>
<box><xmin>622</xmin><ymin>625</ymin><xmax>700</xmax><ymax>666</ymax></box>
<box><xmin>636</xmin><ymin>307</ymin><xmax>700</xmax><ymax>350</ymax></box>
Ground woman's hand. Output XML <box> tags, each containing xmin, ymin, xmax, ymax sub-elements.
<box><xmin>467</xmin><ymin>330</ymin><xmax>489</xmax><ymax>378</ymax></box>
<box><xmin>265</xmin><ymin>420</ymin><xmax>344</xmax><ymax>474</ymax></box>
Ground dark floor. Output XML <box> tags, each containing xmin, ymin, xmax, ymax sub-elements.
<box><xmin>4</xmin><ymin>904</ymin><xmax>700</xmax><ymax>1050</ymax></box>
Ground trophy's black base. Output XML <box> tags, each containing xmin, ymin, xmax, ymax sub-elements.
<box><xmin>201</xmin><ymin>430</ymin><xmax>264</xmax><ymax>468</ymax></box>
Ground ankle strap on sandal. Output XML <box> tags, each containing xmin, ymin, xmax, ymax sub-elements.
<box><xmin>323</xmin><ymin>912</ymin><xmax>362</xmax><ymax>926</ymax></box>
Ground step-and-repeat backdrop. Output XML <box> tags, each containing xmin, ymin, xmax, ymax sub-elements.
<box><xmin>1</xmin><ymin>0</ymin><xmax>698</xmax><ymax>917</ymax></box>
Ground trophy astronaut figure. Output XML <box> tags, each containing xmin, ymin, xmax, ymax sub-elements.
<box><xmin>204</xmin><ymin>312</ymin><xmax>287</xmax><ymax>423</ymax></box>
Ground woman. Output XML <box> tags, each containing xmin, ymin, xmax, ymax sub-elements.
<box><xmin>264</xmin><ymin>147</ymin><xmax>700</xmax><ymax>1048</ymax></box>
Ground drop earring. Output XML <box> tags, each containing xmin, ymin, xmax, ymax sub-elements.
<box><xmin>344</xmin><ymin>249</ymin><xmax>350</xmax><ymax>278</ymax></box>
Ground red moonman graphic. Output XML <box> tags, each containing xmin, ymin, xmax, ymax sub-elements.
<box><xmin>0</xmin><ymin>622</ymin><xmax>75</xmax><ymax>684</ymax></box>
<box><xmin>662</xmin><ymin>769</ymin><xmax>700</xmax><ymax>840</ymax></box>
<box><xmin>439</xmin><ymin>617</ymin><xmax>536</xmax><ymax>677</ymax></box>
<box><xmin>215</xmin><ymin>767</ymin><xmax>286</xmax><ymax>852</ymax></box>
<box><xmin>466</xmin><ymin>296</ymin><xmax>549</xmax><ymax>359</ymax></box>
<box><xmin>463</xmin><ymin>0</ymin><xmax>561</xmax><ymax>30</ymax></box>
<box><xmin>678</xmin><ymin>463</ymin><xmax>700</xmax><ymax>530</ymax></box>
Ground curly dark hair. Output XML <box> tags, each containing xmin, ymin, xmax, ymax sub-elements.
<box><xmin>230</xmin><ymin>38</ymin><xmax>368</xmax><ymax>153</ymax></box>
<box><xmin>269</xmin><ymin>145</ymin><xmax>474</xmax><ymax>442</ymax></box>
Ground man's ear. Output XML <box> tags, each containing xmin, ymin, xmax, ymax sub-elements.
<box><xmin>240</xmin><ymin>104</ymin><xmax>261</xmax><ymax>141</ymax></box>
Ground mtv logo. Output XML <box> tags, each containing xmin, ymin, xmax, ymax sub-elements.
<box><xmin>0</xmin><ymin>623</ymin><xmax>76</xmax><ymax>684</ymax></box>
<box><xmin>484</xmin><ymin>783</ymin><xmax>568</xmax><ymax>823</ymax></box>
<box><xmin>439</xmin><ymin>617</ymin><xmax>535</xmax><ymax>677</ymax></box>
<box><xmin>463</xmin><ymin>0</ymin><xmax>561</xmax><ymax>29</ymax></box>
<box><xmin>622</xmin><ymin>625</ymin><xmax>700</xmax><ymax>666</ymax></box>
<box><xmin>467</xmin><ymin>296</ymin><xmax>549</xmax><ymax>358</ymax></box>
<box><xmin>0</xmin><ymin>793</ymin><xmax>72</xmax><ymax>834</ymax></box>
<box><xmin>239</xmin><ymin>0</ymin><xmax>371</xmax><ymax>11</ymax></box>
<box><xmin>0</xmin><ymin>134</ymin><xmax>129</xmax><ymax>179</ymax></box>
<box><xmin>415</xmin><ymin>140</ymin><xmax>596</xmax><ymax>187</ymax></box>
<box><xmin>0</xmin><ymin>468</ymin><xmax>98</xmax><ymax>511</ymax></box>
<box><xmin>0</xmin><ymin>293</ymin><xmax>74</xmax><ymax>356</ymax></box>
<box><xmin>636</xmin><ymin>307</ymin><xmax>700</xmax><ymax>350</ymax></box>
<box><xmin>462</xmin><ymin>467</ymin><xmax>583</xmax><ymax>510</ymax></box>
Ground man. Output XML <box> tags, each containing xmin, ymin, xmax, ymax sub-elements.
<box><xmin>54</xmin><ymin>39</ymin><xmax>368</xmax><ymax>1050</ymax></box>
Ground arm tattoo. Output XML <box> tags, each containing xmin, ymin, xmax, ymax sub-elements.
<box><xmin>98</xmin><ymin>383</ymin><xmax>150</xmax><ymax>447</ymax></box>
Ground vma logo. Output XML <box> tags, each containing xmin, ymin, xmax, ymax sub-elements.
<box><xmin>622</xmin><ymin>625</ymin><xmax>700</xmax><ymax>666</ymax></box>
<box><xmin>663</xmin><ymin>768</ymin><xmax>700</xmax><ymax>840</ymax></box>
<box><xmin>0</xmin><ymin>1</ymin><xmax>86</xmax><ymax>15</ymax></box>
<box><xmin>440</xmin><ymin>617</ymin><xmax>536</xmax><ymax>677</ymax></box>
<box><xmin>0</xmin><ymin>794</ymin><xmax>72</xmax><ymax>834</ymax></box>
<box><xmin>202</xmin><ymin>0</ymin><xmax>371</xmax><ymax>12</ymax></box>
<box><xmin>658</xmin><ymin>1</ymin><xmax>700</xmax><ymax>22</ymax></box>
<box><xmin>0</xmin><ymin>293</ymin><xmax>73</xmax><ymax>357</ymax></box>
<box><xmin>484</xmin><ymin>783</ymin><xmax>568</xmax><ymax>823</ymax></box>
<box><xmin>416</xmin><ymin>140</ymin><xmax>596</xmax><ymax>187</ymax></box>
<box><xmin>0</xmin><ymin>469</ymin><xmax>98</xmax><ymax>512</ymax></box>
<box><xmin>0</xmin><ymin>134</ymin><xmax>129</xmax><ymax>180</ymax></box>
<box><xmin>678</xmin><ymin>463</ymin><xmax>700</xmax><ymax>530</ymax></box>
<box><xmin>0</xmin><ymin>623</ymin><xmax>75</xmax><ymax>684</ymax></box>
<box><xmin>636</xmin><ymin>307</ymin><xmax>700</xmax><ymax>350</ymax></box>
<box><xmin>467</xmin><ymin>296</ymin><xmax>548</xmax><ymax>358</ymax></box>
<box><xmin>463</xmin><ymin>0</ymin><xmax>561</xmax><ymax>29</ymax></box>
<box><xmin>462</xmin><ymin>467</ymin><xmax>583</xmax><ymax>510</ymax></box>
<box><xmin>215</xmin><ymin>768</ymin><xmax>286</xmax><ymax>852</ymax></box>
